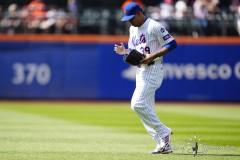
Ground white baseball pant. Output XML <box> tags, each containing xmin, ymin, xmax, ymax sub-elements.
<box><xmin>131</xmin><ymin>59</ymin><xmax>171</xmax><ymax>145</ymax></box>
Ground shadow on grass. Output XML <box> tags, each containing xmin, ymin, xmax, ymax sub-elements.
<box><xmin>173</xmin><ymin>153</ymin><xmax>240</xmax><ymax>157</ymax></box>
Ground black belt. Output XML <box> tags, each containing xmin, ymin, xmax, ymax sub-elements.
<box><xmin>138</xmin><ymin>61</ymin><xmax>155</xmax><ymax>68</ymax></box>
<box><xmin>147</xmin><ymin>61</ymin><xmax>155</xmax><ymax>66</ymax></box>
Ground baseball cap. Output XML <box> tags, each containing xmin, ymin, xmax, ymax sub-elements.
<box><xmin>121</xmin><ymin>2</ymin><xmax>142</xmax><ymax>21</ymax></box>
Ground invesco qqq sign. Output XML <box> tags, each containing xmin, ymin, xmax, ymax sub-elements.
<box><xmin>164</xmin><ymin>62</ymin><xmax>240</xmax><ymax>80</ymax></box>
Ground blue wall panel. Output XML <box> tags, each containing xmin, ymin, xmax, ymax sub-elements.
<box><xmin>0</xmin><ymin>41</ymin><xmax>239</xmax><ymax>101</ymax></box>
<box><xmin>0</xmin><ymin>42</ymin><xmax>99</xmax><ymax>99</ymax></box>
<box><xmin>158</xmin><ymin>44</ymin><xmax>240</xmax><ymax>101</ymax></box>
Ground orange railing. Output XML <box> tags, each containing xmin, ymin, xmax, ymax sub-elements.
<box><xmin>0</xmin><ymin>34</ymin><xmax>240</xmax><ymax>44</ymax></box>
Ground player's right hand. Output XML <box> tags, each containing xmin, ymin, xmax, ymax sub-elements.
<box><xmin>114</xmin><ymin>42</ymin><xmax>128</xmax><ymax>55</ymax></box>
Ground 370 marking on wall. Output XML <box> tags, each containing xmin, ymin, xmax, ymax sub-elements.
<box><xmin>12</xmin><ymin>63</ymin><xmax>51</xmax><ymax>85</ymax></box>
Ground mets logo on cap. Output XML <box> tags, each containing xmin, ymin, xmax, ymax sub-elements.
<box><xmin>124</xmin><ymin>9</ymin><xmax>127</xmax><ymax>15</ymax></box>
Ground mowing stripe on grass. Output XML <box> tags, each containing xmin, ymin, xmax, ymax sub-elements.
<box><xmin>0</xmin><ymin>109</ymin><xmax>157</xmax><ymax>160</ymax></box>
<box><xmin>0</xmin><ymin>102</ymin><xmax>239</xmax><ymax>160</ymax></box>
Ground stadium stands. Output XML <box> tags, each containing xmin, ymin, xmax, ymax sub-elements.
<box><xmin>0</xmin><ymin>0</ymin><xmax>239</xmax><ymax>36</ymax></box>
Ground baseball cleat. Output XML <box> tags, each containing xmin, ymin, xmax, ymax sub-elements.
<box><xmin>149</xmin><ymin>130</ymin><xmax>173</xmax><ymax>154</ymax></box>
<box><xmin>149</xmin><ymin>143</ymin><xmax>173</xmax><ymax>154</ymax></box>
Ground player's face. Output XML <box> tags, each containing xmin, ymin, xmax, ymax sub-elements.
<box><xmin>129</xmin><ymin>12</ymin><xmax>141</xmax><ymax>27</ymax></box>
<box><xmin>129</xmin><ymin>16</ymin><xmax>137</xmax><ymax>27</ymax></box>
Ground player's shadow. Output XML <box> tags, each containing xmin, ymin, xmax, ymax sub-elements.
<box><xmin>173</xmin><ymin>153</ymin><xmax>240</xmax><ymax>157</ymax></box>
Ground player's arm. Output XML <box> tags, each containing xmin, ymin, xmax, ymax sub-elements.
<box><xmin>140</xmin><ymin>40</ymin><xmax>177</xmax><ymax>64</ymax></box>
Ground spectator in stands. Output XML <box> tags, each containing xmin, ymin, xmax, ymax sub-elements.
<box><xmin>172</xmin><ymin>0</ymin><xmax>191</xmax><ymax>35</ymax></box>
<box><xmin>67</xmin><ymin>0</ymin><xmax>79</xmax><ymax>33</ymax></box>
<box><xmin>39</xmin><ymin>5</ymin><xmax>58</xmax><ymax>33</ymax></box>
<box><xmin>0</xmin><ymin>3</ymin><xmax>21</xmax><ymax>34</ymax></box>
<box><xmin>208</xmin><ymin>0</ymin><xmax>220</xmax><ymax>12</ymax></box>
<box><xmin>54</xmin><ymin>9</ymin><xmax>77</xmax><ymax>34</ymax></box>
<box><xmin>159</xmin><ymin>0</ymin><xmax>175</xmax><ymax>20</ymax></box>
<box><xmin>18</xmin><ymin>5</ymin><xmax>29</xmax><ymax>32</ymax></box>
<box><xmin>19</xmin><ymin>5</ymin><xmax>29</xmax><ymax>21</ymax></box>
<box><xmin>27</xmin><ymin>0</ymin><xmax>46</xmax><ymax>33</ymax></box>
<box><xmin>192</xmin><ymin>0</ymin><xmax>208</xmax><ymax>36</ymax></box>
<box><xmin>230</xmin><ymin>0</ymin><xmax>240</xmax><ymax>35</ymax></box>
<box><xmin>150</xmin><ymin>0</ymin><xmax>174</xmax><ymax>29</ymax></box>
<box><xmin>68</xmin><ymin>0</ymin><xmax>80</xmax><ymax>16</ymax></box>
<box><xmin>174</xmin><ymin>0</ymin><xmax>189</xmax><ymax>20</ymax></box>
<box><xmin>28</xmin><ymin>0</ymin><xmax>46</xmax><ymax>19</ymax></box>
<box><xmin>219</xmin><ymin>0</ymin><xmax>231</xmax><ymax>12</ymax></box>
<box><xmin>238</xmin><ymin>7</ymin><xmax>240</xmax><ymax>35</ymax></box>
<box><xmin>207</xmin><ymin>0</ymin><xmax>222</xmax><ymax>36</ymax></box>
<box><xmin>121</xmin><ymin>0</ymin><xmax>144</xmax><ymax>11</ymax></box>
<box><xmin>0</xmin><ymin>0</ymin><xmax>238</xmax><ymax>36</ymax></box>
<box><xmin>230</xmin><ymin>0</ymin><xmax>240</xmax><ymax>12</ymax></box>
<box><xmin>0</xmin><ymin>5</ymin><xmax>2</xmax><ymax>19</ymax></box>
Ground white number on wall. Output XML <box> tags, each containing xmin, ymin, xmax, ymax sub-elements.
<box><xmin>12</xmin><ymin>63</ymin><xmax>51</xmax><ymax>85</ymax></box>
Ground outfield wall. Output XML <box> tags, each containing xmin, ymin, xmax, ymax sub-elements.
<box><xmin>0</xmin><ymin>34</ymin><xmax>240</xmax><ymax>101</ymax></box>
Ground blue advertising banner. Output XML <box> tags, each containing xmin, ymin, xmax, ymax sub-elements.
<box><xmin>0</xmin><ymin>42</ymin><xmax>99</xmax><ymax>99</ymax></box>
<box><xmin>160</xmin><ymin>44</ymin><xmax>240</xmax><ymax>101</ymax></box>
<box><xmin>0</xmin><ymin>41</ymin><xmax>239</xmax><ymax>101</ymax></box>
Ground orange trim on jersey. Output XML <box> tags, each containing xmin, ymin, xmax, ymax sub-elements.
<box><xmin>0</xmin><ymin>34</ymin><xmax>239</xmax><ymax>44</ymax></box>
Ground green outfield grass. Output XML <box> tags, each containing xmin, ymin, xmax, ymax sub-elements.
<box><xmin>0</xmin><ymin>101</ymin><xmax>239</xmax><ymax>160</ymax></box>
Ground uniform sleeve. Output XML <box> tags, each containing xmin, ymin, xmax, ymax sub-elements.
<box><xmin>152</xmin><ymin>23</ymin><xmax>175</xmax><ymax>46</ymax></box>
<box><xmin>164</xmin><ymin>40</ymin><xmax>177</xmax><ymax>51</ymax></box>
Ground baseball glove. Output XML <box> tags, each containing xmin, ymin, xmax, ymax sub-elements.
<box><xmin>123</xmin><ymin>49</ymin><xmax>146</xmax><ymax>66</ymax></box>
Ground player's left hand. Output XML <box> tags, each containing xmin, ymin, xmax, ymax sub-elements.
<box><xmin>140</xmin><ymin>54</ymin><xmax>155</xmax><ymax>64</ymax></box>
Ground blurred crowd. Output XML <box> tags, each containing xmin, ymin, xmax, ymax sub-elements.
<box><xmin>0</xmin><ymin>0</ymin><xmax>78</xmax><ymax>34</ymax></box>
<box><xmin>0</xmin><ymin>0</ymin><xmax>239</xmax><ymax>36</ymax></box>
<box><xmin>146</xmin><ymin>0</ymin><xmax>240</xmax><ymax>36</ymax></box>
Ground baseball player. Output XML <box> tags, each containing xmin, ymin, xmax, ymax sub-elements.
<box><xmin>114</xmin><ymin>2</ymin><xmax>177</xmax><ymax>154</ymax></box>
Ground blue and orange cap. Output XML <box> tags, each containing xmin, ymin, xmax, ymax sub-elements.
<box><xmin>121</xmin><ymin>2</ymin><xmax>142</xmax><ymax>21</ymax></box>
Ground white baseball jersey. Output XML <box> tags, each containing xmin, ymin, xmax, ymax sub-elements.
<box><xmin>128</xmin><ymin>18</ymin><xmax>174</xmax><ymax>58</ymax></box>
<box><xmin>128</xmin><ymin>18</ymin><xmax>173</xmax><ymax>146</ymax></box>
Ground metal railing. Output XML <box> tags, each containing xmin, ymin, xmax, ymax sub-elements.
<box><xmin>0</xmin><ymin>7</ymin><xmax>239</xmax><ymax>36</ymax></box>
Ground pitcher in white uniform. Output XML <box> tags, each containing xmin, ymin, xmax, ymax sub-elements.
<box><xmin>114</xmin><ymin>2</ymin><xmax>177</xmax><ymax>154</ymax></box>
